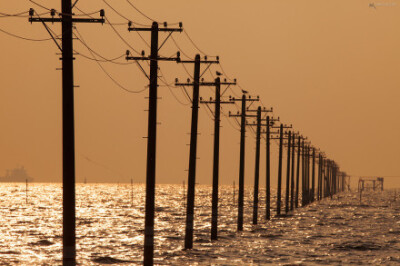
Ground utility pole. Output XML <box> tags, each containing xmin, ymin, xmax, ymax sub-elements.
<box><xmin>290</xmin><ymin>133</ymin><xmax>296</xmax><ymax>211</ymax></box>
<box><xmin>29</xmin><ymin>5</ymin><xmax>104</xmax><ymax>265</ymax></box>
<box><xmin>126</xmin><ymin>21</ymin><xmax>182</xmax><ymax>265</ymax></box>
<box><xmin>301</xmin><ymin>141</ymin><xmax>307</xmax><ymax>206</ymax></box>
<box><xmin>285</xmin><ymin>131</ymin><xmax>292</xmax><ymax>214</ymax></box>
<box><xmin>199</xmin><ymin>77</ymin><xmax>236</xmax><ymax>240</ymax></box>
<box><xmin>229</xmin><ymin>94</ymin><xmax>259</xmax><ymax>231</ymax></box>
<box><xmin>311</xmin><ymin>147</ymin><xmax>316</xmax><ymax>202</ymax></box>
<box><xmin>295</xmin><ymin>135</ymin><xmax>302</xmax><ymax>208</ymax></box>
<box><xmin>264</xmin><ymin>116</ymin><xmax>279</xmax><ymax>220</ymax></box>
<box><xmin>271</xmin><ymin>124</ymin><xmax>292</xmax><ymax>216</ymax></box>
<box><xmin>175</xmin><ymin>55</ymin><xmax>219</xmax><ymax>249</ymax></box>
<box><xmin>246</xmin><ymin>107</ymin><xmax>273</xmax><ymax>224</ymax></box>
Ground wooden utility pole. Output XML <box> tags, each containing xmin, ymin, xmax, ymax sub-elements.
<box><xmin>229</xmin><ymin>94</ymin><xmax>259</xmax><ymax>230</ymax></box>
<box><xmin>311</xmin><ymin>147</ymin><xmax>316</xmax><ymax>202</ymax></box>
<box><xmin>285</xmin><ymin>131</ymin><xmax>292</xmax><ymax>214</ymax></box>
<box><xmin>295</xmin><ymin>135</ymin><xmax>302</xmax><ymax>208</ymax></box>
<box><xmin>264</xmin><ymin>116</ymin><xmax>279</xmax><ymax>219</ymax></box>
<box><xmin>271</xmin><ymin>124</ymin><xmax>292</xmax><ymax>215</ymax></box>
<box><xmin>199</xmin><ymin>77</ymin><xmax>235</xmax><ymax>240</ymax></box>
<box><xmin>175</xmin><ymin>56</ymin><xmax>219</xmax><ymax>249</ymax></box>
<box><xmin>126</xmin><ymin>21</ymin><xmax>182</xmax><ymax>265</ymax></box>
<box><xmin>29</xmin><ymin>5</ymin><xmax>105</xmax><ymax>265</ymax></box>
<box><xmin>290</xmin><ymin>133</ymin><xmax>296</xmax><ymax>210</ymax></box>
<box><xmin>246</xmin><ymin>107</ymin><xmax>273</xmax><ymax>224</ymax></box>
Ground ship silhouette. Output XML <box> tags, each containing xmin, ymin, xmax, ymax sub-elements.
<box><xmin>0</xmin><ymin>166</ymin><xmax>34</xmax><ymax>182</ymax></box>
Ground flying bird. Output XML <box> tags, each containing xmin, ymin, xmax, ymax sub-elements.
<box><xmin>215</xmin><ymin>71</ymin><xmax>222</xmax><ymax>76</ymax></box>
<box><xmin>369</xmin><ymin>3</ymin><xmax>376</xmax><ymax>8</ymax></box>
<box><xmin>242</xmin><ymin>89</ymin><xmax>248</xmax><ymax>94</ymax></box>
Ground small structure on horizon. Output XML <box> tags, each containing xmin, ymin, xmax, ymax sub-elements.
<box><xmin>0</xmin><ymin>166</ymin><xmax>34</xmax><ymax>182</ymax></box>
<box><xmin>358</xmin><ymin>177</ymin><xmax>384</xmax><ymax>192</ymax></box>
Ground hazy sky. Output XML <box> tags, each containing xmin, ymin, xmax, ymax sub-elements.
<box><xmin>1</xmin><ymin>0</ymin><xmax>399</xmax><ymax>188</ymax></box>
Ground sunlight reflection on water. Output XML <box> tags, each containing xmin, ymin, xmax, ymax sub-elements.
<box><xmin>0</xmin><ymin>183</ymin><xmax>399</xmax><ymax>265</ymax></box>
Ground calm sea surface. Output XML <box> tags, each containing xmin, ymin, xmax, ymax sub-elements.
<box><xmin>0</xmin><ymin>183</ymin><xmax>399</xmax><ymax>265</ymax></box>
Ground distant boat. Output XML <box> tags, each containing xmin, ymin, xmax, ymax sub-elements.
<box><xmin>0</xmin><ymin>166</ymin><xmax>34</xmax><ymax>182</ymax></box>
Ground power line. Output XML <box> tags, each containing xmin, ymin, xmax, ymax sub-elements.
<box><xmin>105</xmin><ymin>16</ymin><xmax>140</xmax><ymax>55</ymax></box>
<box><xmin>125</xmin><ymin>0</ymin><xmax>181</xmax><ymax>26</ymax></box>
<box><xmin>0</xmin><ymin>10</ymin><xmax>30</xmax><ymax>18</ymax></box>
<box><xmin>74</xmin><ymin>27</ymin><xmax>133</xmax><ymax>65</ymax></box>
<box><xmin>0</xmin><ymin>27</ymin><xmax>52</xmax><ymax>41</ymax></box>
<box><xmin>102</xmin><ymin>0</ymin><xmax>151</xmax><ymax>27</ymax></box>
<box><xmin>74</xmin><ymin>28</ymin><xmax>147</xmax><ymax>94</ymax></box>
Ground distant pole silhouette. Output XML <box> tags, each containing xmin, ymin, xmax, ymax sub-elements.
<box><xmin>295</xmin><ymin>135</ymin><xmax>301</xmax><ymax>208</ymax></box>
<box><xmin>229</xmin><ymin>94</ymin><xmax>259</xmax><ymax>230</ymax></box>
<box><xmin>317</xmin><ymin>154</ymin><xmax>321</xmax><ymax>200</ymax></box>
<box><xmin>265</xmin><ymin>116</ymin><xmax>271</xmax><ymax>220</ymax></box>
<box><xmin>277</xmin><ymin>124</ymin><xmax>283</xmax><ymax>216</ymax></box>
<box><xmin>311</xmin><ymin>148</ymin><xmax>315</xmax><ymax>202</ymax></box>
<box><xmin>301</xmin><ymin>140</ymin><xmax>306</xmax><ymax>206</ymax></box>
<box><xmin>285</xmin><ymin>131</ymin><xmax>291</xmax><ymax>214</ymax></box>
<box><xmin>28</xmin><ymin>4</ymin><xmax>105</xmax><ymax>264</ymax></box>
<box><xmin>252</xmin><ymin>107</ymin><xmax>261</xmax><ymax>225</ymax></box>
<box><xmin>290</xmin><ymin>133</ymin><xmax>296</xmax><ymax>210</ymax></box>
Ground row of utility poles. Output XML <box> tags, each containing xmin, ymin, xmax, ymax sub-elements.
<box><xmin>27</xmin><ymin>2</ymin><xmax>348</xmax><ymax>265</ymax></box>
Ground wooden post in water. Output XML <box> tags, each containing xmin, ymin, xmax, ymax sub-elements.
<box><xmin>285</xmin><ymin>131</ymin><xmax>291</xmax><ymax>214</ymax></box>
<box><xmin>233</xmin><ymin>181</ymin><xmax>235</xmax><ymax>205</ymax></box>
<box><xmin>130</xmin><ymin>178</ymin><xmax>133</xmax><ymax>207</ymax></box>
<box><xmin>25</xmin><ymin>178</ymin><xmax>28</xmax><ymax>205</ymax></box>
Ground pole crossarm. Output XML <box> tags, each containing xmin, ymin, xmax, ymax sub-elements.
<box><xmin>247</xmin><ymin>107</ymin><xmax>273</xmax><ymax>113</ymax></box>
<box><xmin>29</xmin><ymin>17</ymin><xmax>105</xmax><ymax>23</ymax></box>
<box><xmin>200</xmin><ymin>99</ymin><xmax>234</xmax><ymax>104</ymax></box>
<box><xmin>175</xmin><ymin>80</ymin><xmax>234</xmax><ymax>87</ymax></box>
<box><xmin>128</xmin><ymin>22</ymin><xmax>183</xmax><ymax>32</ymax></box>
<box><xmin>29</xmin><ymin>8</ymin><xmax>105</xmax><ymax>24</ymax></box>
<box><xmin>230</xmin><ymin>96</ymin><xmax>259</xmax><ymax>102</ymax></box>
<box><xmin>126</xmin><ymin>52</ymin><xmax>180</xmax><ymax>62</ymax></box>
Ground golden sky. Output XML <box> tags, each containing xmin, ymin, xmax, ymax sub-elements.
<box><xmin>0</xmin><ymin>0</ymin><xmax>399</xmax><ymax>188</ymax></box>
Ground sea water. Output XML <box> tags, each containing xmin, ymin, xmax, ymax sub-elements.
<box><xmin>0</xmin><ymin>183</ymin><xmax>399</xmax><ymax>265</ymax></box>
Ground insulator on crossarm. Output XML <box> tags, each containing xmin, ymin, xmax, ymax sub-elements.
<box><xmin>141</xmin><ymin>50</ymin><xmax>145</xmax><ymax>56</ymax></box>
<box><xmin>100</xmin><ymin>9</ymin><xmax>105</xmax><ymax>17</ymax></box>
<box><xmin>29</xmin><ymin>8</ymin><xmax>34</xmax><ymax>17</ymax></box>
